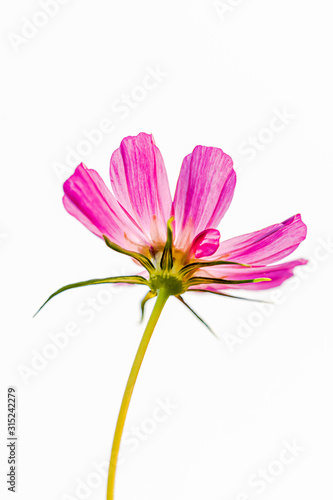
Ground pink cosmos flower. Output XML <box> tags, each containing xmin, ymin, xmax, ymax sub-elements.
<box><xmin>37</xmin><ymin>132</ymin><xmax>307</xmax><ymax>500</ymax></box>
<box><xmin>40</xmin><ymin>132</ymin><xmax>307</xmax><ymax>314</ymax></box>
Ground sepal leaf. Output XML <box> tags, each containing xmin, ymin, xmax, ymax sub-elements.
<box><xmin>179</xmin><ymin>259</ymin><xmax>250</xmax><ymax>278</ymax></box>
<box><xmin>103</xmin><ymin>236</ymin><xmax>155</xmax><ymax>273</ymax></box>
<box><xmin>186</xmin><ymin>276</ymin><xmax>271</xmax><ymax>287</ymax></box>
<box><xmin>140</xmin><ymin>290</ymin><xmax>157</xmax><ymax>321</ymax></box>
<box><xmin>34</xmin><ymin>275</ymin><xmax>149</xmax><ymax>317</ymax></box>
<box><xmin>188</xmin><ymin>288</ymin><xmax>273</xmax><ymax>304</ymax></box>
<box><xmin>160</xmin><ymin>217</ymin><xmax>174</xmax><ymax>270</ymax></box>
<box><xmin>176</xmin><ymin>295</ymin><xmax>217</xmax><ymax>338</ymax></box>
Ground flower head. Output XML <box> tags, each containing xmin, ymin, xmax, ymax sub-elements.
<box><xmin>37</xmin><ymin>132</ymin><xmax>307</xmax><ymax>327</ymax></box>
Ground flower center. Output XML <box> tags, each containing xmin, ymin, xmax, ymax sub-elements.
<box><xmin>148</xmin><ymin>271</ymin><xmax>185</xmax><ymax>296</ymax></box>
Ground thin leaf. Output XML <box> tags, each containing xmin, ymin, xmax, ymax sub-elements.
<box><xmin>188</xmin><ymin>288</ymin><xmax>273</xmax><ymax>304</ymax></box>
<box><xmin>186</xmin><ymin>276</ymin><xmax>271</xmax><ymax>287</ymax></box>
<box><xmin>103</xmin><ymin>236</ymin><xmax>155</xmax><ymax>273</ymax></box>
<box><xmin>176</xmin><ymin>295</ymin><xmax>218</xmax><ymax>338</ymax></box>
<box><xmin>34</xmin><ymin>275</ymin><xmax>148</xmax><ymax>317</ymax></box>
<box><xmin>160</xmin><ymin>217</ymin><xmax>174</xmax><ymax>270</ymax></box>
<box><xmin>179</xmin><ymin>259</ymin><xmax>250</xmax><ymax>278</ymax></box>
<box><xmin>140</xmin><ymin>290</ymin><xmax>157</xmax><ymax>321</ymax></box>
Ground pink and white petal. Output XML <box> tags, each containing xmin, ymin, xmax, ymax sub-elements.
<box><xmin>110</xmin><ymin>133</ymin><xmax>172</xmax><ymax>241</ymax></box>
<box><xmin>63</xmin><ymin>163</ymin><xmax>148</xmax><ymax>251</ymax></box>
<box><xmin>193</xmin><ymin>259</ymin><xmax>307</xmax><ymax>291</ymax></box>
<box><xmin>190</xmin><ymin>228</ymin><xmax>221</xmax><ymax>258</ymax></box>
<box><xmin>173</xmin><ymin>145</ymin><xmax>236</xmax><ymax>246</ymax></box>
<box><xmin>214</xmin><ymin>214</ymin><xmax>307</xmax><ymax>265</ymax></box>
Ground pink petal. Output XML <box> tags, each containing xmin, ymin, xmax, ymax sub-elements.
<box><xmin>173</xmin><ymin>145</ymin><xmax>236</xmax><ymax>247</ymax></box>
<box><xmin>192</xmin><ymin>259</ymin><xmax>308</xmax><ymax>291</ymax></box>
<box><xmin>215</xmin><ymin>214</ymin><xmax>307</xmax><ymax>265</ymax></box>
<box><xmin>190</xmin><ymin>228</ymin><xmax>221</xmax><ymax>258</ymax></box>
<box><xmin>63</xmin><ymin>163</ymin><xmax>148</xmax><ymax>251</ymax></box>
<box><xmin>110</xmin><ymin>133</ymin><xmax>172</xmax><ymax>242</ymax></box>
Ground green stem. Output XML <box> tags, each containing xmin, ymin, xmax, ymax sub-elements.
<box><xmin>106</xmin><ymin>288</ymin><xmax>170</xmax><ymax>500</ymax></box>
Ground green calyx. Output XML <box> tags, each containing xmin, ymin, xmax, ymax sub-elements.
<box><xmin>149</xmin><ymin>272</ymin><xmax>185</xmax><ymax>296</ymax></box>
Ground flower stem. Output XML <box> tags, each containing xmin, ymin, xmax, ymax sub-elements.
<box><xmin>106</xmin><ymin>288</ymin><xmax>170</xmax><ymax>500</ymax></box>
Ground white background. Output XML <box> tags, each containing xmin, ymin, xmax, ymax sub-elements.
<box><xmin>1</xmin><ymin>1</ymin><xmax>333</xmax><ymax>499</ymax></box>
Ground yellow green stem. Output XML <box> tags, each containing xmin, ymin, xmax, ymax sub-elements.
<box><xmin>106</xmin><ymin>288</ymin><xmax>170</xmax><ymax>500</ymax></box>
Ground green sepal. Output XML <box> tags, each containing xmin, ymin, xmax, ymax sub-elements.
<box><xmin>103</xmin><ymin>236</ymin><xmax>155</xmax><ymax>273</ymax></box>
<box><xmin>186</xmin><ymin>276</ymin><xmax>271</xmax><ymax>287</ymax></box>
<box><xmin>160</xmin><ymin>217</ymin><xmax>174</xmax><ymax>271</ymax></box>
<box><xmin>179</xmin><ymin>259</ymin><xmax>250</xmax><ymax>278</ymax></box>
<box><xmin>140</xmin><ymin>290</ymin><xmax>157</xmax><ymax>321</ymax></box>
<box><xmin>34</xmin><ymin>275</ymin><xmax>149</xmax><ymax>317</ymax></box>
<box><xmin>188</xmin><ymin>288</ymin><xmax>273</xmax><ymax>304</ymax></box>
<box><xmin>176</xmin><ymin>295</ymin><xmax>217</xmax><ymax>338</ymax></box>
